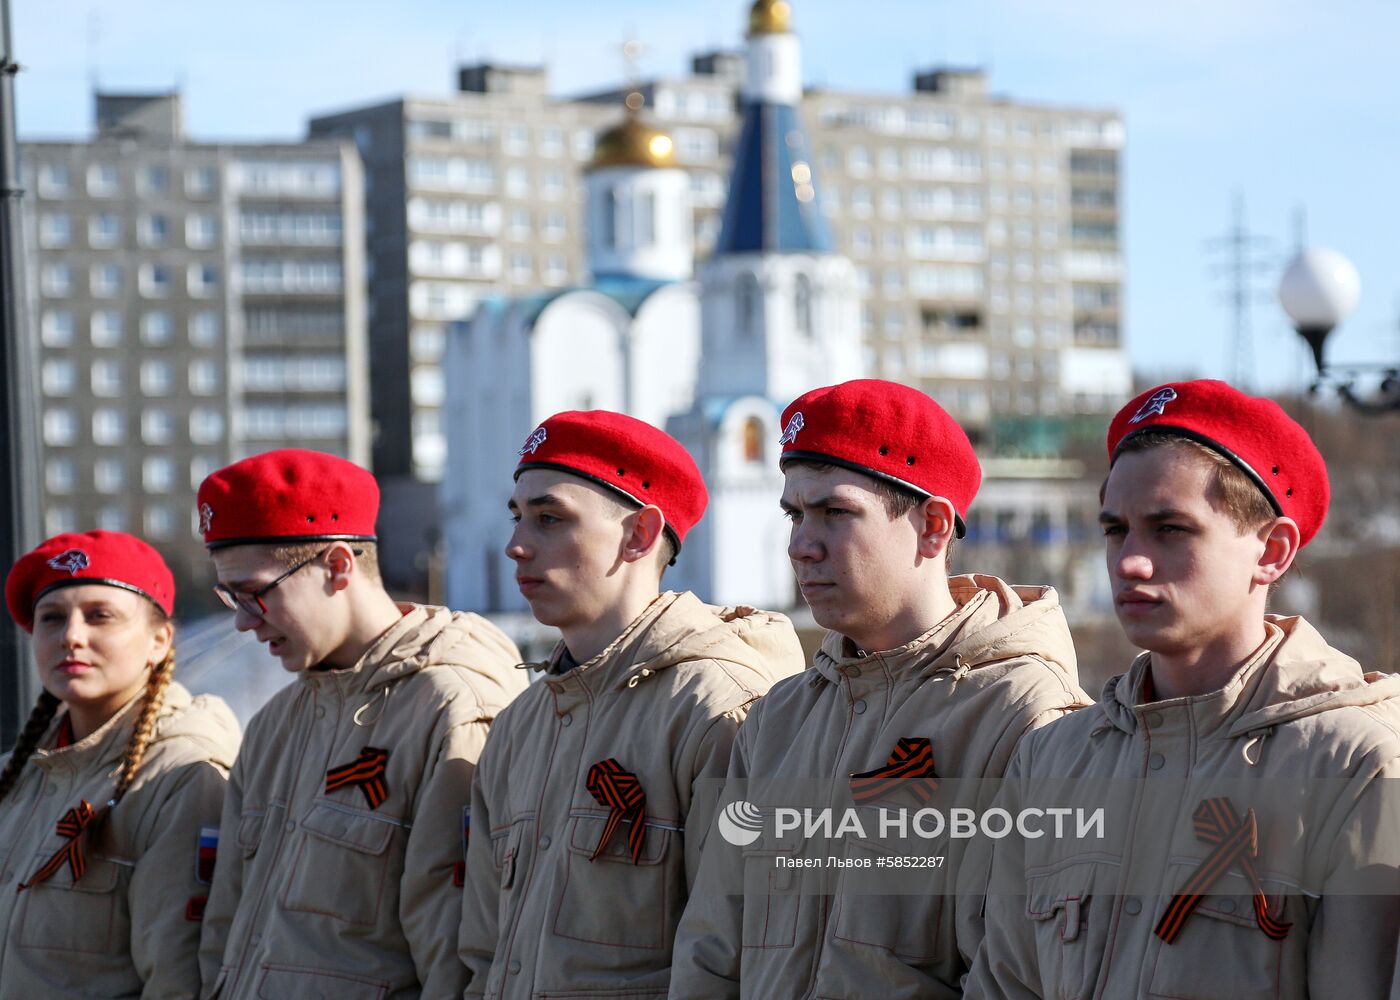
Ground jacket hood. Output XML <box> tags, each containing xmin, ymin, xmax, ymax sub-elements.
<box><xmin>150</xmin><ymin>681</ymin><xmax>241</xmax><ymax>768</ymax></box>
<box><xmin>541</xmin><ymin>591</ymin><xmax>805</xmax><ymax>692</ymax></box>
<box><xmin>1099</xmin><ymin>614</ymin><xmax>1400</xmax><ymax>740</ymax></box>
<box><xmin>812</xmin><ymin>573</ymin><xmax>1080</xmax><ymax>686</ymax></box>
<box><xmin>356</xmin><ymin>603</ymin><xmax>525</xmax><ymax>704</ymax></box>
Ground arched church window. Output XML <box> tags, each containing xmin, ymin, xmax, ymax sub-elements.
<box><xmin>742</xmin><ymin>416</ymin><xmax>765</xmax><ymax>463</ymax></box>
<box><xmin>637</xmin><ymin>191</ymin><xmax>656</xmax><ymax>246</ymax></box>
<box><xmin>736</xmin><ymin>273</ymin><xmax>760</xmax><ymax>336</ymax></box>
<box><xmin>794</xmin><ymin>272</ymin><xmax>813</xmax><ymax>338</ymax></box>
<box><xmin>602</xmin><ymin>187</ymin><xmax>619</xmax><ymax>248</ymax></box>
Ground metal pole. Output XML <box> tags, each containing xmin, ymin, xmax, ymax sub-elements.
<box><xmin>0</xmin><ymin>0</ymin><xmax>41</xmax><ymax>749</ymax></box>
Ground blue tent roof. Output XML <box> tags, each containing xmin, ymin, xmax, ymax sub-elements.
<box><xmin>714</xmin><ymin>100</ymin><xmax>832</xmax><ymax>255</ymax></box>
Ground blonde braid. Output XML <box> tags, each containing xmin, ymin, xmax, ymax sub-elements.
<box><xmin>109</xmin><ymin>647</ymin><xmax>176</xmax><ymax>808</ymax></box>
<box><xmin>0</xmin><ymin>692</ymin><xmax>62</xmax><ymax>805</ymax></box>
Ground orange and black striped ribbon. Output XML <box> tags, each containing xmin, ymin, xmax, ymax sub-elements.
<box><xmin>849</xmin><ymin>737</ymin><xmax>938</xmax><ymax>804</ymax></box>
<box><xmin>17</xmin><ymin>799</ymin><xmax>96</xmax><ymax>892</ymax></box>
<box><xmin>1155</xmin><ymin>797</ymin><xmax>1292</xmax><ymax>944</ymax></box>
<box><xmin>325</xmin><ymin>746</ymin><xmax>391</xmax><ymax>810</ymax></box>
<box><xmin>585</xmin><ymin>758</ymin><xmax>647</xmax><ymax>865</ymax></box>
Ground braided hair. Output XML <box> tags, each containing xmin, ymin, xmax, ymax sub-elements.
<box><xmin>0</xmin><ymin>691</ymin><xmax>62</xmax><ymax>804</ymax></box>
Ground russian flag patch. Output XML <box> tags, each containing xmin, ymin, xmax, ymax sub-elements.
<box><xmin>196</xmin><ymin>827</ymin><xmax>219</xmax><ymax>885</ymax></box>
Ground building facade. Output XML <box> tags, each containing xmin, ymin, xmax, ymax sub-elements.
<box><xmin>311</xmin><ymin>11</ymin><xmax>1127</xmax><ymax>486</ymax></box>
<box><xmin>23</xmin><ymin>93</ymin><xmax>369</xmax><ymax>608</ymax></box>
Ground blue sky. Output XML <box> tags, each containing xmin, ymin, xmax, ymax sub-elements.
<box><xmin>15</xmin><ymin>0</ymin><xmax>1400</xmax><ymax>392</ymax></box>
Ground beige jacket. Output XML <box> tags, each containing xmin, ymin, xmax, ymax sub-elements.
<box><xmin>458</xmin><ymin>590</ymin><xmax>805</xmax><ymax>1000</ymax></box>
<box><xmin>965</xmin><ymin>614</ymin><xmax>1400</xmax><ymax>1000</ymax></box>
<box><xmin>199</xmin><ymin>604</ymin><xmax>526</xmax><ymax>1000</ymax></box>
<box><xmin>669</xmin><ymin>574</ymin><xmax>1091</xmax><ymax>1000</ymax></box>
<box><xmin>0</xmin><ymin>681</ymin><xmax>239</xmax><ymax>999</ymax></box>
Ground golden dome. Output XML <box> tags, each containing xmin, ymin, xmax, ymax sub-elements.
<box><xmin>748</xmin><ymin>0</ymin><xmax>793</xmax><ymax>35</ymax></box>
<box><xmin>589</xmin><ymin>100</ymin><xmax>676</xmax><ymax>171</ymax></box>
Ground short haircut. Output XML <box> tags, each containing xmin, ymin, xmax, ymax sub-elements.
<box><xmin>1109</xmin><ymin>432</ymin><xmax>1277</xmax><ymax>535</ymax></box>
<box><xmin>269</xmin><ymin>540</ymin><xmax>382</xmax><ymax>585</ymax></box>
<box><xmin>782</xmin><ymin>458</ymin><xmax>957</xmax><ymax>568</ymax></box>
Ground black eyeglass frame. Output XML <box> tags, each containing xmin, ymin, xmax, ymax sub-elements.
<box><xmin>212</xmin><ymin>546</ymin><xmax>363</xmax><ymax>617</ymax></box>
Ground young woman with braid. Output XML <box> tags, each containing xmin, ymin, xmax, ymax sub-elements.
<box><xmin>0</xmin><ymin>530</ymin><xmax>240</xmax><ymax>999</ymax></box>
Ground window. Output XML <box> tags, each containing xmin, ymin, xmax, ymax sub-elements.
<box><xmin>539</xmin><ymin>127</ymin><xmax>564</xmax><ymax>157</ymax></box>
<box><xmin>94</xmin><ymin>459</ymin><xmax>125</xmax><ymax>493</ymax></box>
<box><xmin>141</xmin><ymin>165</ymin><xmax>171</xmax><ymax>195</ymax></box>
<box><xmin>411</xmin><ymin>367</ymin><xmax>445</xmax><ymax>407</ymax></box>
<box><xmin>90</xmin><ymin>263</ymin><xmax>122</xmax><ymax>297</ymax></box>
<box><xmin>46</xmin><ymin>458</ymin><xmax>77</xmax><ymax>494</ymax></box>
<box><xmin>736</xmin><ymin>273</ymin><xmax>760</xmax><ymax>335</ymax></box>
<box><xmin>847</xmin><ymin>146</ymin><xmax>871</xmax><ymax>174</ymax></box>
<box><xmin>138</xmin><ymin>264</ymin><xmax>169</xmax><ymax>297</ymax></box>
<box><xmin>542</xmin><ymin>210</ymin><xmax>566</xmax><ymax>243</ymax></box>
<box><xmin>142</xmin><ymin>408</ymin><xmax>175</xmax><ymax>444</ymax></box>
<box><xmin>504</xmin><ymin>125</ymin><xmax>530</xmax><ymax>154</ymax></box>
<box><xmin>506</xmin><ymin>167</ymin><xmax>530</xmax><ymax>198</ymax></box>
<box><xmin>141</xmin><ymin>311</ymin><xmax>173</xmax><ymax>345</ymax></box>
<box><xmin>190</xmin><ymin>408</ymin><xmax>224</xmax><ymax>444</ymax></box>
<box><xmin>41</xmin><ymin>360</ymin><xmax>75</xmax><ymax>396</ymax></box>
<box><xmin>42</xmin><ymin>263</ymin><xmax>73</xmax><ymax>297</ymax></box>
<box><xmin>41</xmin><ymin>310</ymin><xmax>75</xmax><ymax>347</ymax></box>
<box><xmin>188</xmin><ymin>263</ymin><xmax>219</xmax><ymax>296</ymax></box>
<box><xmin>233</xmin><ymin>160</ymin><xmax>341</xmax><ymax>196</ymax></box>
<box><xmin>91</xmin><ymin>358</ymin><xmax>123</xmax><ymax>394</ymax></box>
<box><xmin>636</xmin><ymin>192</ymin><xmax>655</xmax><ymax>246</ymax></box>
<box><xmin>39</xmin><ymin>213</ymin><xmax>72</xmax><ymax>248</ymax></box>
<box><xmin>189</xmin><ymin>359</ymin><xmax>221</xmax><ymax>395</ymax></box>
<box><xmin>144</xmin><ymin>505</ymin><xmax>175</xmax><ymax>539</ymax></box>
<box><xmin>509</xmin><ymin>207</ymin><xmax>531</xmax><ymax>238</ymax></box>
<box><xmin>141</xmin><ymin>360</ymin><xmax>174</xmax><ymax>395</ymax></box>
<box><xmin>186</xmin><ymin>165</ymin><xmax>217</xmax><ymax>197</ymax></box>
<box><xmin>140</xmin><ymin>213</ymin><xmax>170</xmax><ymax>247</ymax></box>
<box><xmin>410</xmin><ymin>327</ymin><xmax>445</xmax><ymax>363</ymax></box>
<box><xmin>37</xmin><ymin>163</ymin><xmax>71</xmax><ymax>197</ymax></box>
<box><xmin>96</xmin><ymin>505</ymin><xmax>126</xmax><ymax>532</ymax></box>
<box><xmin>143</xmin><ymin>457</ymin><xmax>175</xmax><ymax>493</ymax></box>
<box><xmin>189</xmin><ymin>311</ymin><xmax>221</xmax><ymax>346</ymax></box>
<box><xmin>509</xmin><ymin>251</ymin><xmax>532</xmax><ymax>283</ymax></box>
<box><xmin>87</xmin><ymin>163</ymin><xmax>120</xmax><ymax>197</ymax></box>
<box><xmin>187</xmin><ymin>214</ymin><xmax>218</xmax><ymax>248</ymax></box>
<box><xmin>544</xmin><ymin>254</ymin><xmax>568</xmax><ymax>285</ymax></box>
<box><xmin>90</xmin><ymin>311</ymin><xmax>124</xmax><ymax>348</ymax></box>
<box><xmin>190</xmin><ymin>456</ymin><xmax>218</xmax><ymax>491</ymax></box>
<box><xmin>878</xmin><ymin>147</ymin><xmax>900</xmax><ymax>175</ymax></box>
<box><xmin>44</xmin><ymin>409</ymin><xmax>77</xmax><ymax>446</ymax></box>
<box><xmin>676</xmin><ymin>128</ymin><xmax>718</xmax><ymax>162</ymax></box>
<box><xmin>89</xmin><ymin>213</ymin><xmax>121</xmax><ymax>248</ymax></box>
<box><xmin>46</xmin><ymin>507</ymin><xmax>78</xmax><ymax>535</ymax></box>
<box><xmin>794</xmin><ymin>273</ymin><xmax>813</xmax><ymax>338</ymax></box>
<box><xmin>92</xmin><ymin>408</ymin><xmax>125</xmax><ymax>445</ymax></box>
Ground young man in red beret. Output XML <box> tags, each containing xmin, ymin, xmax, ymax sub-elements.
<box><xmin>966</xmin><ymin>380</ymin><xmax>1400</xmax><ymax>998</ymax></box>
<box><xmin>457</xmin><ymin>410</ymin><xmax>805</xmax><ymax>999</ymax></box>
<box><xmin>193</xmin><ymin>448</ymin><xmax>528</xmax><ymax>1000</ymax></box>
<box><xmin>669</xmin><ymin>379</ymin><xmax>1091</xmax><ymax>998</ymax></box>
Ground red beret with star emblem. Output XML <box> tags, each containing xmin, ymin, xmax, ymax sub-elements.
<box><xmin>197</xmin><ymin>449</ymin><xmax>379</xmax><ymax>550</ymax></box>
<box><xmin>6</xmin><ymin>530</ymin><xmax>176</xmax><ymax>631</ymax></box>
<box><xmin>778</xmin><ymin>379</ymin><xmax>982</xmax><ymax>537</ymax></box>
<box><xmin>514</xmin><ymin>410</ymin><xmax>708</xmax><ymax>549</ymax></box>
<box><xmin>1106</xmin><ymin>379</ymin><xmax>1330</xmax><ymax>547</ymax></box>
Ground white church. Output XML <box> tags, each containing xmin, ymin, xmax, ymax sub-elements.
<box><xmin>441</xmin><ymin>0</ymin><xmax>862</xmax><ymax>612</ymax></box>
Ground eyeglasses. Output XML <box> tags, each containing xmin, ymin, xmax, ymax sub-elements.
<box><xmin>212</xmin><ymin>548</ymin><xmax>330</xmax><ymax>618</ymax></box>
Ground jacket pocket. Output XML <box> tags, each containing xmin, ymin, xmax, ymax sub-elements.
<box><xmin>830</xmin><ymin>827</ymin><xmax>949</xmax><ymax>962</ymax></box>
<box><xmin>279</xmin><ymin>800</ymin><xmax>398</xmax><ymax>927</ymax></box>
<box><xmin>1025</xmin><ymin>863</ymin><xmax>1104</xmax><ymax>1000</ymax></box>
<box><xmin>16</xmin><ymin>852</ymin><xmax>126</xmax><ymax>955</ymax></box>
<box><xmin>739</xmin><ymin>828</ymin><xmax>804</xmax><ymax>951</ymax></box>
<box><xmin>1145</xmin><ymin>864</ymin><xmax>1292</xmax><ymax>1000</ymax></box>
<box><xmin>237</xmin><ymin>807</ymin><xmax>267</xmax><ymax>859</ymax></box>
<box><xmin>551</xmin><ymin>811</ymin><xmax>678</xmax><ymax>951</ymax></box>
<box><xmin>254</xmin><ymin>963</ymin><xmax>389</xmax><ymax>1000</ymax></box>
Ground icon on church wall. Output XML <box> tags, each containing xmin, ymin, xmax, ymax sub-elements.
<box><xmin>743</xmin><ymin>416</ymin><xmax>765</xmax><ymax>463</ymax></box>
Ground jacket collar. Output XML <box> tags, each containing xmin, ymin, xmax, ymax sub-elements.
<box><xmin>537</xmin><ymin>592</ymin><xmax>678</xmax><ymax>693</ymax></box>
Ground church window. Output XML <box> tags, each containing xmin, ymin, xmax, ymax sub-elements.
<box><xmin>736</xmin><ymin>273</ymin><xmax>760</xmax><ymax>336</ymax></box>
<box><xmin>637</xmin><ymin>191</ymin><xmax>656</xmax><ymax>247</ymax></box>
<box><xmin>602</xmin><ymin>187</ymin><xmax>619</xmax><ymax>248</ymax></box>
<box><xmin>743</xmin><ymin>417</ymin><xmax>765</xmax><ymax>464</ymax></box>
<box><xmin>794</xmin><ymin>273</ymin><xmax>813</xmax><ymax>338</ymax></box>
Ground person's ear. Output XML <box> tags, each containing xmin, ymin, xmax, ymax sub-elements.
<box><xmin>620</xmin><ymin>505</ymin><xmax>667</xmax><ymax>566</ymax></box>
<box><xmin>148</xmin><ymin>618</ymin><xmax>174</xmax><ymax>667</ymax></box>
<box><xmin>1254</xmin><ymin>516</ymin><xmax>1300</xmax><ymax>586</ymax></box>
<box><xmin>915</xmin><ymin>495</ymin><xmax>957</xmax><ymax>563</ymax></box>
<box><xmin>324</xmin><ymin>542</ymin><xmax>357</xmax><ymax>593</ymax></box>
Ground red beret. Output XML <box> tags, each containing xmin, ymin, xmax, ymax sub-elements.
<box><xmin>197</xmin><ymin>449</ymin><xmax>379</xmax><ymax>550</ymax></box>
<box><xmin>778</xmin><ymin>379</ymin><xmax>981</xmax><ymax>537</ymax></box>
<box><xmin>6</xmin><ymin>531</ymin><xmax>176</xmax><ymax>631</ymax></box>
<box><xmin>1106</xmin><ymin>379</ymin><xmax>1330</xmax><ymax>547</ymax></box>
<box><xmin>515</xmin><ymin>410</ymin><xmax>708</xmax><ymax>549</ymax></box>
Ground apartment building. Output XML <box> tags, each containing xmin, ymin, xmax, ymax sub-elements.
<box><xmin>23</xmin><ymin>92</ymin><xmax>369</xmax><ymax>606</ymax></box>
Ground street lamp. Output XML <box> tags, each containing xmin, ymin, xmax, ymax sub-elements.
<box><xmin>1279</xmin><ymin>247</ymin><xmax>1400</xmax><ymax>414</ymax></box>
